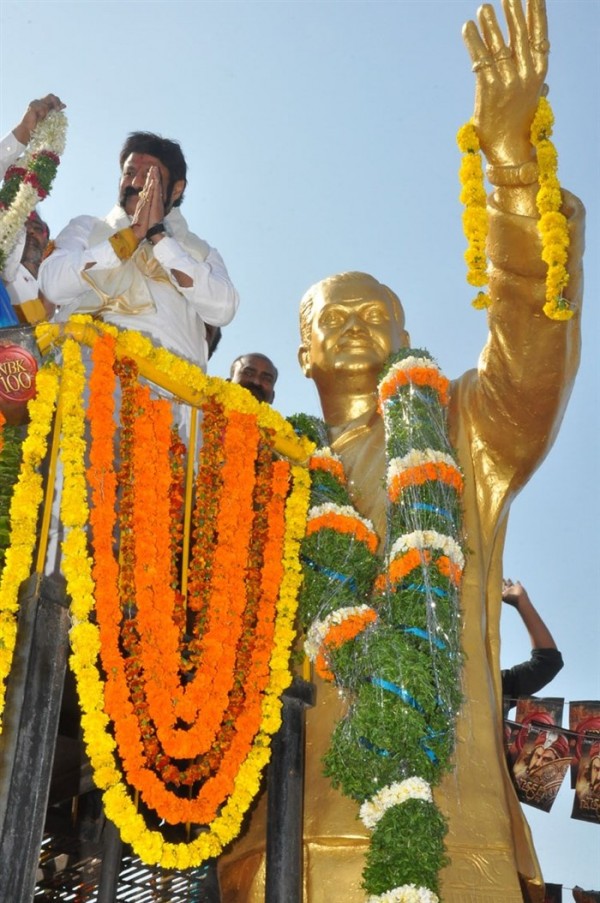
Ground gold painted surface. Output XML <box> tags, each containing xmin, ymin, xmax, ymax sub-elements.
<box><xmin>220</xmin><ymin>188</ymin><xmax>584</xmax><ymax>901</ymax></box>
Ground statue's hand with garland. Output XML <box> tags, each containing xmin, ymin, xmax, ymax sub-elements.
<box><xmin>463</xmin><ymin>0</ymin><xmax>549</xmax><ymax>223</ymax></box>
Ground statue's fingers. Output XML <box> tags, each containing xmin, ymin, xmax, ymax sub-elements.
<box><xmin>501</xmin><ymin>0</ymin><xmax>531</xmax><ymax>72</ymax></box>
<box><xmin>527</xmin><ymin>0</ymin><xmax>550</xmax><ymax>77</ymax></box>
<box><xmin>462</xmin><ymin>19</ymin><xmax>496</xmax><ymax>83</ymax></box>
<box><xmin>478</xmin><ymin>4</ymin><xmax>516</xmax><ymax>76</ymax></box>
<box><xmin>527</xmin><ymin>0</ymin><xmax>549</xmax><ymax>47</ymax></box>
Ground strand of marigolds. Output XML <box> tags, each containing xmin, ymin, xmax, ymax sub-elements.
<box><xmin>291</xmin><ymin>348</ymin><xmax>464</xmax><ymax>902</ymax></box>
<box><xmin>53</xmin><ymin>323</ymin><xmax>311</xmax><ymax>868</ymax></box>
<box><xmin>0</xmin><ymin>363</ymin><xmax>60</xmax><ymax>729</ymax></box>
<box><xmin>457</xmin><ymin>97</ymin><xmax>573</xmax><ymax>321</ymax></box>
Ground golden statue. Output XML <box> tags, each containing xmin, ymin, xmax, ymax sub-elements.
<box><xmin>220</xmin><ymin>0</ymin><xmax>584</xmax><ymax>899</ymax></box>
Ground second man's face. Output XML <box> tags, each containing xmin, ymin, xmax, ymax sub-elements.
<box><xmin>231</xmin><ymin>355</ymin><xmax>277</xmax><ymax>403</ymax></box>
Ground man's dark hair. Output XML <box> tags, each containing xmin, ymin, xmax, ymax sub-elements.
<box><xmin>119</xmin><ymin>132</ymin><xmax>187</xmax><ymax>207</ymax></box>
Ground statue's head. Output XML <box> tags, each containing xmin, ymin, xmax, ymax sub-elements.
<box><xmin>298</xmin><ymin>272</ymin><xmax>410</xmax><ymax>391</ymax></box>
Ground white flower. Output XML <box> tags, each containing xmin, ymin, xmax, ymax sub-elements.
<box><xmin>388</xmin><ymin>529</ymin><xmax>464</xmax><ymax>570</ymax></box>
<box><xmin>0</xmin><ymin>183</ymin><xmax>39</xmax><ymax>252</ymax></box>
<box><xmin>26</xmin><ymin>109</ymin><xmax>68</xmax><ymax>158</ymax></box>
<box><xmin>387</xmin><ymin>449</ymin><xmax>459</xmax><ymax>483</ymax></box>
<box><xmin>305</xmin><ymin>605</ymin><xmax>376</xmax><ymax>661</ymax></box>
<box><xmin>307</xmin><ymin>502</ymin><xmax>375</xmax><ymax>536</ymax></box>
<box><xmin>366</xmin><ymin>884</ymin><xmax>439</xmax><ymax>903</ymax></box>
<box><xmin>382</xmin><ymin>356</ymin><xmax>441</xmax><ymax>379</ymax></box>
<box><xmin>311</xmin><ymin>447</ymin><xmax>342</xmax><ymax>463</ymax></box>
<box><xmin>359</xmin><ymin>777</ymin><xmax>432</xmax><ymax>829</ymax></box>
<box><xmin>0</xmin><ymin>109</ymin><xmax>67</xmax><ymax>267</ymax></box>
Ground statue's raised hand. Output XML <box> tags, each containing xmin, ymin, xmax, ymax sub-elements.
<box><xmin>463</xmin><ymin>0</ymin><xmax>549</xmax><ymax>166</ymax></box>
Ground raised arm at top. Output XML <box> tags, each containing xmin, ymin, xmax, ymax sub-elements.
<box><xmin>462</xmin><ymin>0</ymin><xmax>548</xmax><ymax>167</ymax></box>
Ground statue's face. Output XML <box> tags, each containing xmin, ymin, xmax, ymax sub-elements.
<box><xmin>303</xmin><ymin>275</ymin><xmax>408</xmax><ymax>384</ymax></box>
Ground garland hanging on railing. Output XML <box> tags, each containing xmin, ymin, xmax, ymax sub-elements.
<box><xmin>0</xmin><ymin>109</ymin><xmax>67</xmax><ymax>272</ymax></box>
<box><xmin>49</xmin><ymin>320</ymin><xmax>311</xmax><ymax>869</ymax></box>
<box><xmin>0</xmin><ymin>363</ymin><xmax>60</xmax><ymax>728</ymax></box>
<box><xmin>457</xmin><ymin>96</ymin><xmax>573</xmax><ymax>322</ymax></box>
<box><xmin>291</xmin><ymin>348</ymin><xmax>464</xmax><ymax>903</ymax></box>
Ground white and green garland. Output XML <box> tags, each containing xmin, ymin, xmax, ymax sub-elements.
<box><xmin>0</xmin><ymin>109</ymin><xmax>67</xmax><ymax>271</ymax></box>
<box><xmin>290</xmin><ymin>347</ymin><xmax>465</xmax><ymax>902</ymax></box>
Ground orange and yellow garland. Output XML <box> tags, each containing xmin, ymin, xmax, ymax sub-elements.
<box><xmin>33</xmin><ymin>318</ymin><xmax>312</xmax><ymax>868</ymax></box>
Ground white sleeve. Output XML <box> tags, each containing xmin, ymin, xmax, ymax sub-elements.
<box><xmin>38</xmin><ymin>216</ymin><xmax>122</xmax><ymax>307</ymax></box>
<box><xmin>152</xmin><ymin>237</ymin><xmax>239</xmax><ymax>327</ymax></box>
<box><xmin>0</xmin><ymin>132</ymin><xmax>27</xmax><ymax>180</ymax></box>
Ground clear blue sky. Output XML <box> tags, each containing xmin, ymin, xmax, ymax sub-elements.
<box><xmin>2</xmin><ymin>0</ymin><xmax>599</xmax><ymax>892</ymax></box>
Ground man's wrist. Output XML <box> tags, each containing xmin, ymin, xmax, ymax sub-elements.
<box><xmin>109</xmin><ymin>227</ymin><xmax>139</xmax><ymax>261</ymax></box>
<box><xmin>146</xmin><ymin>222</ymin><xmax>166</xmax><ymax>243</ymax></box>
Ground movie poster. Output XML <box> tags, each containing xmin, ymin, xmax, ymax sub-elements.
<box><xmin>510</xmin><ymin>721</ymin><xmax>571</xmax><ymax>812</ymax></box>
<box><xmin>572</xmin><ymin>888</ymin><xmax>600</xmax><ymax>903</ymax></box>
<box><xmin>572</xmin><ymin>734</ymin><xmax>600</xmax><ymax>825</ymax></box>
<box><xmin>569</xmin><ymin>701</ymin><xmax>600</xmax><ymax>789</ymax></box>
<box><xmin>506</xmin><ymin>696</ymin><xmax>566</xmax><ymax>774</ymax></box>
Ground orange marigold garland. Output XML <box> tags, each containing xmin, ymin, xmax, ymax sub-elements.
<box><xmin>60</xmin><ymin>322</ymin><xmax>310</xmax><ymax>864</ymax></box>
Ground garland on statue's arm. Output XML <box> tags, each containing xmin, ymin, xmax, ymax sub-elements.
<box><xmin>457</xmin><ymin>96</ymin><xmax>573</xmax><ymax>322</ymax></box>
<box><xmin>290</xmin><ymin>348</ymin><xmax>465</xmax><ymax>903</ymax></box>
<box><xmin>0</xmin><ymin>109</ymin><xmax>67</xmax><ymax>272</ymax></box>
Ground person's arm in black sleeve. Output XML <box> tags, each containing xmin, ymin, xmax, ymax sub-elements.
<box><xmin>501</xmin><ymin>579</ymin><xmax>564</xmax><ymax>702</ymax></box>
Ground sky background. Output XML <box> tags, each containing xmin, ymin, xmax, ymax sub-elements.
<box><xmin>1</xmin><ymin>0</ymin><xmax>599</xmax><ymax>892</ymax></box>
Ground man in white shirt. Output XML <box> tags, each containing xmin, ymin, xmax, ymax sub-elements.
<box><xmin>39</xmin><ymin>131</ymin><xmax>239</xmax><ymax>370</ymax></box>
<box><xmin>1</xmin><ymin>94</ymin><xmax>64</xmax><ymax>327</ymax></box>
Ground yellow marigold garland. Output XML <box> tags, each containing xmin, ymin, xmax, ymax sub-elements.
<box><xmin>0</xmin><ymin>363</ymin><xmax>60</xmax><ymax>730</ymax></box>
<box><xmin>54</xmin><ymin>327</ymin><xmax>311</xmax><ymax>868</ymax></box>
<box><xmin>530</xmin><ymin>96</ymin><xmax>573</xmax><ymax>321</ymax></box>
<box><xmin>457</xmin><ymin>98</ymin><xmax>573</xmax><ymax>322</ymax></box>
<box><xmin>456</xmin><ymin>121</ymin><xmax>490</xmax><ymax>310</ymax></box>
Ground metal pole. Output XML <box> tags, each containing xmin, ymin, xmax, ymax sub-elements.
<box><xmin>0</xmin><ymin>575</ymin><xmax>70</xmax><ymax>903</ymax></box>
<box><xmin>265</xmin><ymin>676</ymin><xmax>315</xmax><ymax>903</ymax></box>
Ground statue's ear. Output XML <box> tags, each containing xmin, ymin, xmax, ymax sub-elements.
<box><xmin>298</xmin><ymin>344</ymin><xmax>311</xmax><ymax>378</ymax></box>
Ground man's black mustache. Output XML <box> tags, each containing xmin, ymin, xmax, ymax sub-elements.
<box><xmin>122</xmin><ymin>186</ymin><xmax>141</xmax><ymax>201</ymax></box>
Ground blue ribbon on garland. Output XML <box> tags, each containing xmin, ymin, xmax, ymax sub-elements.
<box><xmin>301</xmin><ymin>555</ymin><xmax>357</xmax><ymax>592</ymax></box>
<box><xmin>411</xmin><ymin>501</ymin><xmax>453</xmax><ymax>521</ymax></box>
<box><xmin>358</xmin><ymin>736</ymin><xmax>391</xmax><ymax>758</ymax></box>
<box><xmin>369</xmin><ymin>675</ymin><xmax>440</xmax><ymax>763</ymax></box>
<box><xmin>401</xmin><ymin>581</ymin><xmax>448</xmax><ymax>599</ymax></box>
<box><xmin>398</xmin><ymin>625</ymin><xmax>446</xmax><ymax>650</ymax></box>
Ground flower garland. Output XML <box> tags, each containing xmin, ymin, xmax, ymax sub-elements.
<box><xmin>0</xmin><ymin>109</ymin><xmax>67</xmax><ymax>271</ymax></box>
<box><xmin>50</xmin><ymin>322</ymin><xmax>311</xmax><ymax>868</ymax></box>
<box><xmin>0</xmin><ymin>415</ymin><xmax>26</xmax><ymax>576</ymax></box>
<box><xmin>456</xmin><ymin>121</ymin><xmax>489</xmax><ymax>310</ymax></box>
<box><xmin>457</xmin><ymin>97</ymin><xmax>573</xmax><ymax>321</ymax></box>
<box><xmin>530</xmin><ymin>96</ymin><xmax>573</xmax><ymax>321</ymax></box>
<box><xmin>0</xmin><ymin>362</ymin><xmax>60</xmax><ymax>730</ymax></box>
<box><xmin>291</xmin><ymin>347</ymin><xmax>464</xmax><ymax>901</ymax></box>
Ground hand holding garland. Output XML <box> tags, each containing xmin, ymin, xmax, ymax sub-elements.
<box><xmin>11</xmin><ymin>94</ymin><xmax>66</xmax><ymax>148</ymax></box>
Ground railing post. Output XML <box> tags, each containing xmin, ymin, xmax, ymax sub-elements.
<box><xmin>0</xmin><ymin>574</ymin><xmax>70</xmax><ymax>902</ymax></box>
<box><xmin>265</xmin><ymin>676</ymin><xmax>316</xmax><ymax>903</ymax></box>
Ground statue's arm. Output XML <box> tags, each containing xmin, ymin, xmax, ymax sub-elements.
<box><xmin>459</xmin><ymin>0</ymin><xmax>584</xmax><ymax>491</ymax></box>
